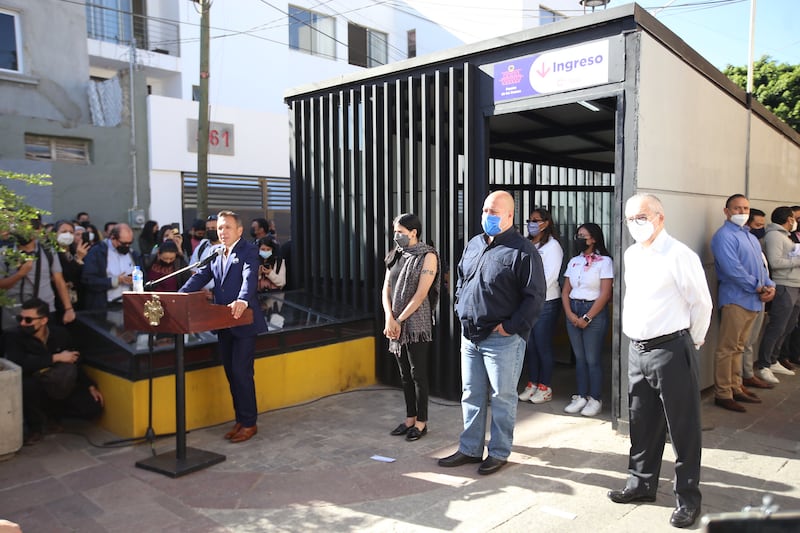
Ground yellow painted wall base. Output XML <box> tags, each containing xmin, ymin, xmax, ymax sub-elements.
<box><xmin>84</xmin><ymin>337</ymin><xmax>376</xmax><ymax>438</ymax></box>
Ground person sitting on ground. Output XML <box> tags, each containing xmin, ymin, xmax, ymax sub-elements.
<box><xmin>257</xmin><ymin>235</ymin><xmax>286</xmax><ymax>292</ymax></box>
<box><xmin>5</xmin><ymin>297</ymin><xmax>104</xmax><ymax>445</ymax></box>
<box><xmin>145</xmin><ymin>240</ymin><xmax>190</xmax><ymax>292</ymax></box>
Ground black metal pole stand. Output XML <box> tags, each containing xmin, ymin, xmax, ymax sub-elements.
<box><xmin>134</xmin><ymin>333</ymin><xmax>225</xmax><ymax>477</ymax></box>
<box><xmin>104</xmin><ymin>334</ymin><xmax>174</xmax><ymax>448</ymax></box>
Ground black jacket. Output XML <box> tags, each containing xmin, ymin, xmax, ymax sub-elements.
<box><xmin>455</xmin><ymin>227</ymin><xmax>546</xmax><ymax>343</ymax></box>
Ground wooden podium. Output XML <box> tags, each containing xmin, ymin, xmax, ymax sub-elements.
<box><xmin>123</xmin><ymin>291</ymin><xmax>253</xmax><ymax>477</ymax></box>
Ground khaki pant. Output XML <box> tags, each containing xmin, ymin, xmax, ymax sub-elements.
<box><xmin>715</xmin><ymin>303</ymin><xmax>757</xmax><ymax>399</ymax></box>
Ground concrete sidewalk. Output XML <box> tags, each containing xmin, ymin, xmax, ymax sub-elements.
<box><xmin>1</xmin><ymin>363</ymin><xmax>799</xmax><ymax>532</ymax></box>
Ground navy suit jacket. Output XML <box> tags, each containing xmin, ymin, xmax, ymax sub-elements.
<box><xmin>179</xmin><ymin>238</ymin><xmax>267</xmax><ymax>337</ymax></box>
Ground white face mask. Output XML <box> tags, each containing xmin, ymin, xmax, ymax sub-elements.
<box><xmin>792</xmin><ymin>220</ymin><xmax>798</xmax><ymax>233</ymax></box>
<box><xmin>730</xmin><ymin>213</ymin><xmax>749</xmax><ymax>227</ymax></box>
<box><xmin>57</xmin><ymin>232</ymin><xmax>74</xmax><ymax>246</ymax></box>
<box><xmin>627</xmin><ymin>220</ymin><xmax>655</xmax><ymax>243</ymax></box>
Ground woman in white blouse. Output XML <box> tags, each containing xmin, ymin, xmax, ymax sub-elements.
<box><xmin>561</xmin><ymin>222</ymin><xmax>613</xmax><ymax>417</ymax></box>
<box><xmin>518</xmin><ymin>209</ymin><xmax>563</xmax><ymax>404</ymax></box>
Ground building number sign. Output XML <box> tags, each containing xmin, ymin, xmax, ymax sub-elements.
<box><xmin>187</xmin><ymin>119</ymin><xmax>235</xmax><ymax>156</ymax></box>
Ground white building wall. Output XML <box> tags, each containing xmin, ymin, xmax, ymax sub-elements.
<box><xmin>147</xmin><ymin>95</ymin><xmax>288</xmax><ymax>224</ymax></box>
<box><xmin>148</xmin><ymin>0</ymin><xmax>581</xmax><ymax>225</ymax></box>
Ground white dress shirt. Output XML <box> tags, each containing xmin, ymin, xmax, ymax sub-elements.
<box><xmin>622</xmin><ymin>229</ymin><xmax>712</xmax><ymax>345</ymax></box>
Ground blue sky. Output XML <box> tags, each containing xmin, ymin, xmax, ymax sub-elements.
<box><xmin>621</xmin><ymin>0</ymin><xmax>799</xmax><ymax>69</ymax></box>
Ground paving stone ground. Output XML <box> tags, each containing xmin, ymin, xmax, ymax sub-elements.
<box><xmin>1</xmin><ymin>362</ymin><xmax>799</xmax><ymax>532</ymax></box>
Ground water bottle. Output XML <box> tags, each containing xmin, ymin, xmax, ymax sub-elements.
<box><xmin>132</xmin><ymin>266</ymin><xmax>144</xmax><ymax>293</ymax></box>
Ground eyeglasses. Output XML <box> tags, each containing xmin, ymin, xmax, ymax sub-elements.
<box><xmin>574</xmin><ymin>234</ymin><xmax>590</xmax><ymax>240</ymax></box>
<box><xmin>117</xmin><ymin>240</ymin><xmax>134</xmax><ymax>246</ymax></box>
<box><xmin>625</xmin><ymin>214</ymin><xmax>650</xmax><ymax>226</ymax></box>
<box><xmin>16</xmin><ymin>315</ymin><xmax>44</xmax><ymax>324</ymax></box>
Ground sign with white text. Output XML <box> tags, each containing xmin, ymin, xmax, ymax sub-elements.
<box><xmin>493</xmin><ymin>40</ymin><xmax>611</xmax><ymax>102</ymax></box>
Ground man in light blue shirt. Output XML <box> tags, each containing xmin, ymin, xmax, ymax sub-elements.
<box><xmin>710</xmin><ymin>194</ymin><xmax>775</xmax><ymax>412</ymax></box>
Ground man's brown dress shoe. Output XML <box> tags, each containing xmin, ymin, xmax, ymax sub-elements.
<box><xmin>742</xmin><ymin>376</ymin><xmax>774</xmax><ymax>389</ymax></box>
<box><xmin>230</xmin><ymin>425</ymin><xmax>257</xmax><ymax>443</ymax></box>
<box><xmin>714</xmin><ymin>397</ymin><xmax>746</xmax><ymax>412</ymax></box>
<box><xmin>733</xmin><ymin>390</ymin><xmax>761</xmax><ymax>403</ymax></box>
<box><xmin>779</xmin><ymin>358</ymin><xmax>795</xmax><ymax>371</ymax></box>
<box><xmin>224</xmin><ymin>422</ymin><xmax>242</xmax><ymax>440</ymax></box>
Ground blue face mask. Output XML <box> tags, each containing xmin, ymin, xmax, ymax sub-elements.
<box><xmin>527</xmin><ymin>221</ymin><xmax>541</xmax><ymax>237</ymax></box>
<box><xmin>482</xmin><ymin>214</ymin><xmax>502</xmax><ymax>236</ymax></box>
<box><xmin>259</xmin><ymin>250</ymin><xmax>272</xmax><ymax>260</ymax></box>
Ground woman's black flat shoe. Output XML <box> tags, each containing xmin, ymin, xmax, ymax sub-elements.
<box><xmin>406</xmin><ymin>425</ymin><xmax>427</xmax><ymax>441</ymax></box>
<box><xmin>390</xmin><ymin>423</ymin><xmax>412</xmax><ymax>436</ymax></box>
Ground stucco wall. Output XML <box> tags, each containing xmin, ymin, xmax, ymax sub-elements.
<box><xmin>146</xmin><ymin>95</ymin><xmax>289</xmax><ymax>226</ymax></box>
<box><xmin>635</xmin><ymin>31</ymin><xmax>800</xmax><ymax>389</ymax></box>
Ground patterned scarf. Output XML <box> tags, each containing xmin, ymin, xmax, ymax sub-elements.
<box><xmin>389</xmin><ymin>242</ymin><xmax>440</xmax><ymax>355</ymax></box>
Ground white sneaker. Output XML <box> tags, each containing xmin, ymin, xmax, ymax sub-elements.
<box><xmin>770</xmin><ymin>362</ymin><xmax>796</xmax><ymax>376</ymax></box>
<box><xmin>564</xmin><ymin>395</ymin><xmax>587</xmax><ymax>414</ymax></box>
<box><xmin>755</xmin><ymin>367</ymin><xmax>780</xmax><ymax>384</ymax></box>
<box><xmin>518</xmin><ymin>382</ymin><xmax>536</xmax><ymax>402</ymax></box>
<box><xmin>531</xmin><ymin>385</ymin><xmax>553</xmax><ymax>404</ymax></box>
<box><xmin>581</xmin><ymin>397</ymin><xmax>602</xmax><ymax>417</ymax></box>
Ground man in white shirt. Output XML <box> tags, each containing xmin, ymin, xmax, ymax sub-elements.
<box><xmin>608</xmin><ymin>194</ymin><xmax>713</xmax><ymax>530</ymax></box>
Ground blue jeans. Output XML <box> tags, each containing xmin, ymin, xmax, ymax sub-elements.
<box><xmin>459</xmin><ymin>331</ymin><xmax>526</xmax><ymax>460</ymax></box>
<box><xmin>524</xmin><ymin>298</ymin><xmax>560</xmax><ymax>386</ymax></box>
<box><xmin>565</xmin><ymin>299</ymin><xmax>608</xmax><ymax>401</ymax></box>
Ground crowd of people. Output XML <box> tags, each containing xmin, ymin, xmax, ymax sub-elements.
<box><xmin>0</xmin><ymin>211</ymin><xmax>288</xmax><ymax>446</ymax></box>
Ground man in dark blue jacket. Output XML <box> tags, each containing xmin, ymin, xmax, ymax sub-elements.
<box><xmin>439</xmin><ymin>191</ymin><xmax>545</xmax><ymax>475</ymax></box>
<box><xmin>180</xmin><ymin>210</ymin><xmax>267</xmax><ymax>443</ymax></box>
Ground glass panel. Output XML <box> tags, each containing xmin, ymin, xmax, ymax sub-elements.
<box><xmin>54</xmin><ymin>139</ymin><xmax>90</xmax><ymax>164</ymax></box>
<box><xmin>368</xmin><ymin>29</ymin><xmax>388</xmax><ymax>67</ymax></box>
<box><xmin>315</xmin><ymin>13</ymin><xmax>336</xmax><ymax>58</ymax></box>
<box><xmin>24</xmin><ymin>135</ymin><xmax>53</xmax><ymax>161</ymax></box>
<box><xmin>0</xmin><ymin>12</ymin><xmax>18</xmax><ymax>71</ymax></box>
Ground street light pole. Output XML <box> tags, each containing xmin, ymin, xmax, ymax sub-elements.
<box><xmin>744</xmin><ymin>0</ymin><xmax>756</xmax><ymax>194</ymax></box>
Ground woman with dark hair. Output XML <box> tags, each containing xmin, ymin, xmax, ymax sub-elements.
<box><xmin>257</xmin><ymin>235</ymin><xmax>286</xmax><ymax>291</ymax></box>
<box><xmin>53</xmin><ymin>220</ymin><xmax>90</xmax><ymax>312</ymax></box>
<box><xmin>81</xmin><ymin>223</ymin><xmax>101</xmax><ymax>248</ymax></box>
<box><xmin>382</xmin><ymin>213</ymin><xmax>440</xmax><ymax>441</ymax></box>
<box><xmin>561</xmin><ymin>222</ymin><xmax>613</xmax><ymax>417</ymax></box>
<box><xmin>518</xmin><ymin>208</ymin><xmax>563</xmax><ymax>404</ymax></box>
<box><xmin>144</xmin><ymin>240</ymin><xmax>190</xmax><ymax>292</ymax></box>
<box><xmin>138</xmin><ymin>220</ymin><xmax>159</xmax><ymax>260</ymax></box>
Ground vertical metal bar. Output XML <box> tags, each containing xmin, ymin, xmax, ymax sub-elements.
<box><xmin>407</xmin><ymin>75</ymin><xmax>417</xmax><ymax>214</ymax></box>
<box><xmin>330</xmin><ymin>91</ymin><xmax>342</xmax><ymax>303</ymax></box>
<box><xmin>349</xmin><ymin>88</ymin><xmax>361</xmax><ymax>309</ymax></box>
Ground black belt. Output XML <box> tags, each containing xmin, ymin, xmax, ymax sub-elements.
<box><xmin>631</xmin><ymin>330</ymin><xmax>687</xmax><ymax>352</ymax></box>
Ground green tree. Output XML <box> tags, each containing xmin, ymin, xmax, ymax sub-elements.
<box><xmin>0</xmin><ymin>169</ymin><xmax>52</xmax><ymax>303</ymax></box>
<box><xmin>724</xmin><ymin>56</ymin><xmax>800</xmax><ymax>132</ymax></box>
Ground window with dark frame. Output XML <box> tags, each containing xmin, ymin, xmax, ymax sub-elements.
<box><xmin>407</xmin><ymin>29</ymin><xmax>416</xmax><ymax>59</ymax></box>
<box><xmin>288</xmin><ymin>5</ymin><xmax>336</xmax><ymax>59</ymax></box>
<box><xmin>0</xmin><ymin>9</ymin><xmax>21</xmax><ymax>72</ymax></box>
<box><xmin>347</xmin><ymin>22</ymin><xmax>388</xmax><ymax>68</ymax></box>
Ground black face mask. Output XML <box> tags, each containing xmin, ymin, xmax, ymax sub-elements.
<box><xmin>206</xmin><ymin>230</ymin><xmax>218</xmax><ymax>241</ymax></box>
<box><xmin>750</xmin><ymin>227</ymin><xmax>766</xmax><ymax>240</ymax></box>
<box><xmin>116</xmin><ymin>244</ymin><xmax>130</xmax><ymax>255</ymax></box>
<box><xmin>573</xmin><ymin>237</ymin><xmax>589</xmax><ymax>254</ymax></box>
<box><xmin>158</xmin><ymin>260</ymin><xmax>173</xmax><ymax>267</ymax></box>
<box><xmin>249</xmin><ymin>228</ymin><xmax>257</xmax><ymax>238</ymax></box>
<box><xmin>19</xmin><ymin>325</ymin><xmax>37</xmax><ymax>336</ymax></box>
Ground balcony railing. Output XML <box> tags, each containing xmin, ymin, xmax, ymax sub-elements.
<box><xmin>86</xmin><ymin>3</ymin><xmax>180</xmax><ymax>57</ymax></box>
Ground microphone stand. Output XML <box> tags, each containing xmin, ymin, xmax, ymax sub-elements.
<box><xmin>104</xmin><ymin>253</ymin><xmax>217</xmax><ymax>449</ymax></box>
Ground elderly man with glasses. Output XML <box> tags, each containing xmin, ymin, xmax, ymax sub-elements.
<box><xmin>81</xmin><ymin>223</ymin><xmax>143</xmax><ymax>311</ymax></box>
<box><xmin>609</xmin><ymin>193</ymin><xmax>712</xmax><ymax>529</ymax></box>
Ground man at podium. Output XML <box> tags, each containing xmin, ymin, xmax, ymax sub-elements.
<box><xmin>180</xmin><ymin>210</ymin><xmax>267</xmax><ymax>443</ymax></box>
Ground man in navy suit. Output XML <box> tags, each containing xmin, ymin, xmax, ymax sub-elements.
<box><xmin>180</xmin><ymin>210</ymin><xmax>267</xmax><ymax>443</ymax></box>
